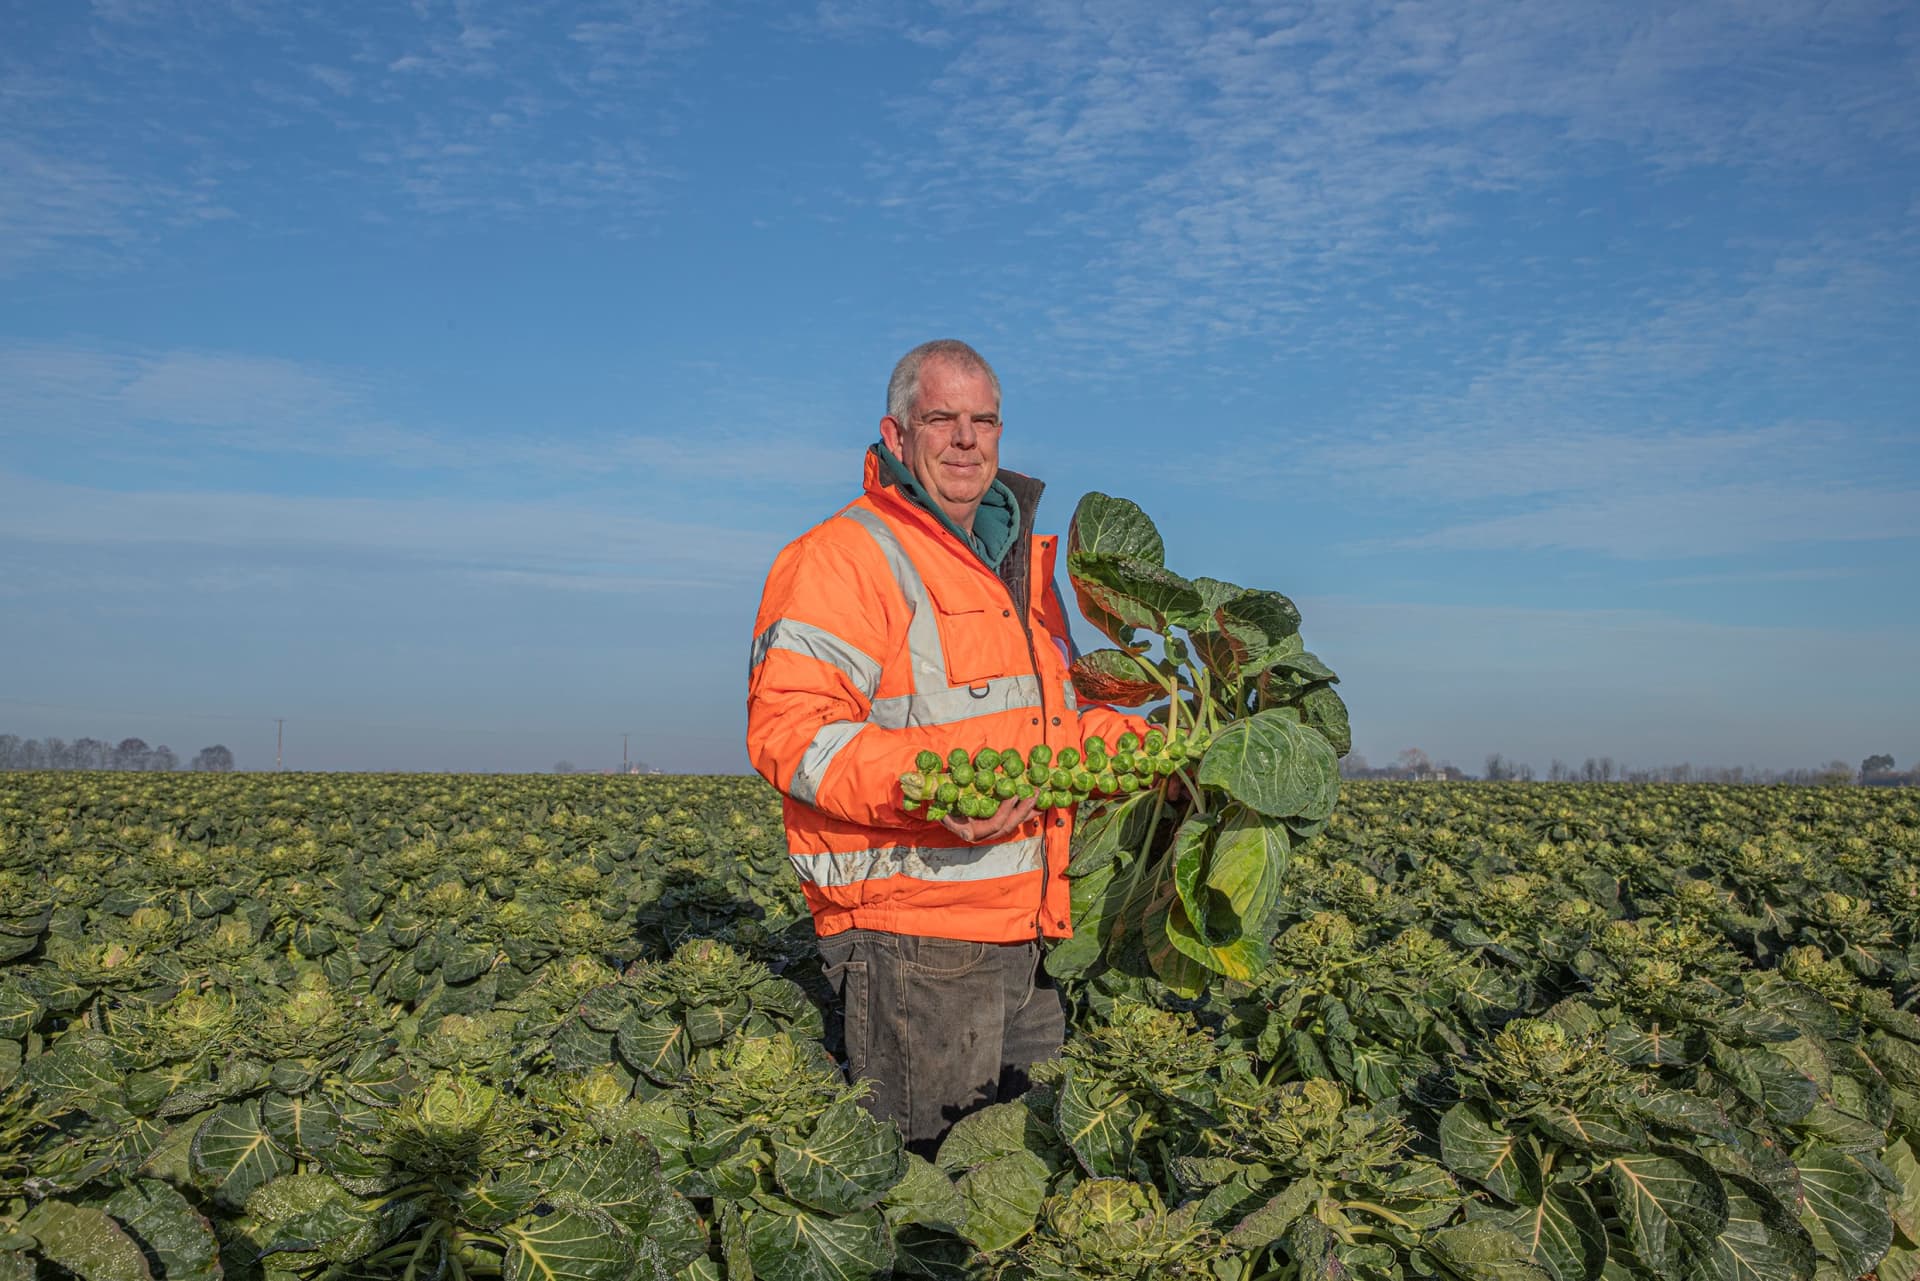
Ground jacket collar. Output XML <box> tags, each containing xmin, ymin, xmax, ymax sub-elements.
<box><xmin>862</xmin><ymin>444</ymin><xmax>1047</xmax><ymax>617</ymax></box>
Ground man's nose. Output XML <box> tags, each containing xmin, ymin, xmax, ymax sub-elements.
<box><xmin>951</xmin><ymin>416</ymin><xmax>979</xmax><ymax>446</ymax></box>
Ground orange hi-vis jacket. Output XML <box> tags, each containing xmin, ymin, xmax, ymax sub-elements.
<box><xmin>746</xmin><ymin>449</ymin><xmax>1147</xmax><ymax>944</ymax></box>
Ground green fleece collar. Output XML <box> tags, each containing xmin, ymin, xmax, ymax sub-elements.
<box><xmin>874</xmin><ymin>442</ymin><xmax>1021</xmax><ymax>570</ymax></box>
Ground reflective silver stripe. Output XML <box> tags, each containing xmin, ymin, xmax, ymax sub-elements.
<box><xmin>789</xmin><ymin>833</ymin><xmax>1045</xmax><ymax>888</ymax></box>
<box><xmin>870</xmin><ymin>674</ymin><xmax>1043</xmax><ymax>730</ymax></box>
<box><xmin>841</xmin><ymin>507</ymin><xmax>946</xmax><ymax>695</ymax></box>
<box><xmin>751</xmin><ymin>619</ymin><xmax>882</xmax><ymax>699</ymax></box>
<box><xmin>1062</xmin><ymin>678</ymin><xmax>1080</xmax><ymax>711</ymax></box>
<box><xmin>790</xmin><ymin>720</ymin><xmax>866</xmax><ymax>806</ymax></box>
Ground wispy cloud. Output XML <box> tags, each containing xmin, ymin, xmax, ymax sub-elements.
<box><xmin>0</xmin><ymin>341</ymin><xmax>864</xmax><ymax>495</ymax></box>
<box><xmin>1393</xmin><ymin>484</ymin><xmax>1920</xmax><ymax>558</ymax></box>
<box><xmin>823</xmin><ymin>2</ymin><xmax>1919</xmax><ymax>357</ymax></box>
<box><xmin>0</xmin><ymin>468</ymin><xmax>776</xmax><ymax>584</ymax></box>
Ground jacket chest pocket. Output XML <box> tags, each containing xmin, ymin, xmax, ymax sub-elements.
<box><xmin>931</xmin><ymin>600</ymin><xmax>1032</xmax><ymax>689</ymax></box>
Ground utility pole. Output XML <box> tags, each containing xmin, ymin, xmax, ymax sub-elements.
<box><xmin>622</xmin><ymin>733</ymin><xmax>629</xmax><ymax>773</ymax></box>
<box><xmin>275</xmin><ymin>718</ymin><xmax>284</xmax><ymax>771</ymax></box>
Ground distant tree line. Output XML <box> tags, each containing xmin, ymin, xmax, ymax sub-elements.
<box><xmin>0</xmin><ymin>734</ymin><xmax>236</xmax><ymax>773</ymax></box>
<box><xmin>1340</xmin><ymin>748</ymin><xmax>1914</xmax><ymax>786</ymax></box>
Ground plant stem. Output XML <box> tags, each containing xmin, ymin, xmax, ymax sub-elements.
<box><xmin>1342</xmin><ymin>1200</ymin><xmax>1416</xmax><ymax>1229</ymax></box>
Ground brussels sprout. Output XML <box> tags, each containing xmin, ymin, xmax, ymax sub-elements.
<box><xmin>936</xmin><ymin>781</ymin><xmax>959</xmax><ymax>805</ymax></box>
<box><xmin>999</xmin><ymin>748</ymin><xmax>1024</xmax><ymax>771</ymax></box>
<box><xmin>1083</xmin><ymin>735</ymin><xmax>1108</xmax><ymax>756</ymax></box>
<box><xmin>949</xmin><ymin>748</ymin><xmax>971</xmax><ymax>769</ymax></box>
<box><xmin>1049</xmin><ymin>768</ymin><xmax>1071</xmax><ymax>790</ymax></box>
<box><xmin>1057</xmin><ymin>746</ymin><xmax>1081</xmax><ymax>770</ymax></box>
<box><xmin>953</xmin><ymin>764</ymin><xmax>975</xmax><ymax>787</ymax></box>
<box><xmin>994</xmin><ymin>777</ymin><xmax>1016</xmax><ymax>800</ymax></box>
<box><xmin>1030</xmin><ymin>744</ymin><xmax>1053</xmax><ymax>766</ymax></box>
<box><xmin>1113</xmin><ymin>751</ymin><xmax>1137</xmax><ymax>774</ymax></box>
<box><xmin>916</xmin><ymin>749</ymin><xmax>942</xmax><ymax>773</ymax></box>
<box><xmin>926</xmin><ymin>804</ymin><xmax>950</xmax><ymax>821</ymax></box>
<box><xmin>975</xmin><ymin>748</ymin><xmax>1001</xmax><ymax>772</ymax></box>
<box><xmin>1084</xmin><ymin>748</ymin><xmax>1109</xmax><ymax>772</ymax></box>
<box><xmin>1072</xmin><ymin>770</ymin><xmax>1094</xmax><ymax>792</ymax></box>
<box><xmin>1118</xmin><ymin>775</ymin><xmax>1140</xmax><ymax>793</ymax></box>
<box><xmin>1015</xmin><ymin>780</ymin><xmax>1035</xmax><ymax>800</ymax></box>
<box><xmin>1116</xmin><ymin>732</ymin><xmax>1139</xmax><ymax>752</ymax></box>
<box><xmin>1144</xmin><ymin>729</ymin><xmax>1166</xmax><ymax>755</ymax></box>
<box><xmin>1096</xmin><ymin>769</ymin><xmax>1118</xmax><ymax>793</ymax></box>
<box><xmin>1028</xmin><ymin>762</ymin><xmax>1050</xmax><ymax>786</ymax></box>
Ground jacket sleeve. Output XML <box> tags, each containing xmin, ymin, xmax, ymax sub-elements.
<box><xmin>746</xmin><ymin>533</ymin><xmax>929</xmax><ymax>832</ymax></box>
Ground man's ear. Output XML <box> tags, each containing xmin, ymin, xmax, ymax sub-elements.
<box><xmin>879</xmin><ymin>414</ymin><xmax>906</xmax><ymax>454</ymax></box>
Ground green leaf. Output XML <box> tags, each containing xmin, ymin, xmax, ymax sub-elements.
<box><xmin>1068</xmin><ymin>492</ymin><xmax>1164</xmax><ymax>565</ymax></box>
<box><xmin>100</xmin><ymin>1180</ymin><xmax>222</xmax><ymax>1281</ymax></box>
<box><xmin>1069</xmin><ymin>649</ymin><xmax>1165</xmax><ymax>706</ymax></box>
<box><xmin>1055</xmin><ymin>1069</ymin><xmax>1141</xmax><ymax>1179</ymax></box>
<box><xmin>1163</xmin><ymin>806</ymin><xmax>1286</xmax><ymax>980</ymax></box>
<box><xmin>1796</xmin><ymin>1143</ymin><xmax>1893</xmax><ymax>1281</ymax></box>
<box><xmin>1477</xmin><ymin>1184</ymin><xmax>1608</xmax><ymax>1281</ymax></box>
<box><xmin>189</xmin><ymin>1098</ymin><xmax>294</xmax><ymax>1208</ymax></box>
<box><xmin>1883</xmin><ymin>1242</ymin><xmax>1920</xmax><ymax>1281</ymax></box>
<box><xmin>1226</xmin><ymin>1177</ymin><xmax>1316</xmax><ymax>1251</ymax></box>
<box><xmin>1065</xmin><ymin>791</ymin><xmax>1157</xmax><ymax>882</ymax></box>
<box><xmin>1884</xmin><ymin>1135</ymin><xmax>1920</xmax><ymax>1243</ymax></box>
<box><xmin>1270</xmin><ymin>650</ymin><xmax>1337</xmax><ymax>683</ymax></box>
<box><xmin>1532</xmin><ymin>1101</ymin><xmax>1647</xmax><ymax>1154</ymax></box>
<box><xmin>741</xmin><ymin>1202</ymin><xmax>893</xmax><ymax>1281</ymax></box>
<box><xmin>1068</xmin><ymin>552</ymin><xmax>1204</xmax><ymax>636</ymax></box>
<box><xmin>883</xmin><ymin>1154</ymin><xmax>966</xmax><ymax>1234</ymax></box>
<box><xmin>543</xmin><ymin>1133</ymin><xmax>672</xmax><ymax>1236</ymax></box>
<box><xmin>773</xmin><ymin>1097</ymin><xmax>907</xmax><ymax>1215</ymax></box>
<box><xmin>936</xmin><ymin>1100</ymin><xmax>1059</xmax><ymax>1176</ymax></box>
<box><xmin>1046</xmin><ymin>858</ymin><xmax>1116</xmax><ymax>980</ymax></box>
<box><xmin>618</xmin><ymin>1012</ymin><xmax>689</xmax><ymax>1082</ymax></box>
<box><xmin>17</xmin><ymin>1201</ymin><xmax>153</xmax><ymax>1281</ymax></box>
<box><xmin>502</xmin><ymin>1207</ymin><xmax>643</xmax><ymax>1281</ymax></box>
<box><xmin>956</xmin><ymin>1149</ymin><xmax>1050</xmax><ymax>1252</ymax></box>
<box><xmin>261</xmin><ymin>1090</ymin><xmax>339</xmax><ymax>1157</ymax></box>
<box><xmin>1440</xmin><ymin>1103</ymin><xmax>1542</xmax><ymax>1206</ymax></box>
<box><xmin>1299</xmin><ymin>684</ymin><xmax>1352</xmax><ymax>757</ymax></box>
<box><xmin>1426</xmin><ymin>1221</ymin><xmax>1556</xmax><ymax>1280</ymax></box>
<box><xmin>687</xmin><ymin>999</ymin><xmax>748</xmax><ymax>1048</ymax></box>
<box><xmin>1196</xmin><ymin>709</ymin><xmax>1340</xmax><ymax>820</ymax></box>
<box><xmin>1713</xmin><ymin>1043</ymin><xmax>1818</xmax><ymax>1127</ymax></box>
<box><xmin>1605</xmin><ymin>1151</ymin><xmax>1728</xmax><ymax>1276</ymax></box>
<box><xmin>1217</xmin><ymin>590</ymin><xmax>1302</xmax><ymax>661</ymax></box>
<box><xmin>247</xmin><ymin>1173</ymin><xmax>409</xmax><ymax>1267</ymax></box>
<box><xmin>1690</xmin><ymin>1179</ymin><xmax>1816</xmax><ymax>1281</ymax></box>
<box><xmin>25</xmin><ymin>1035</ymin><xmax>130</xmax><ymax>1120</ymax></box>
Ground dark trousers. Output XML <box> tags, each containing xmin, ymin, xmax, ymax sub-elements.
<box><xmin>817</xmin><ymin>928</ymin><xmax>1067</xmax><ymax>1156</ymax></box>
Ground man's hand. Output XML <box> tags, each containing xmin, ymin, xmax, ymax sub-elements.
<box><xmin>939</xmin><ymin>794</ymin><xmax>1037</xmax><ymax>844</ymax></box>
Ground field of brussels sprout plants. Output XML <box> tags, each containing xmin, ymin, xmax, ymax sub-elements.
<box><xmin>2</xmin><ymin>771</ymin><xmax>1919</xmax><ymax>1281</ymax></box>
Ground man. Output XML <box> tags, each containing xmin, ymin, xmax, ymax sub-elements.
<box><xmin>745</xmin><ymin>339</ymin><xmax>1147</xmax><ymax>1154</ymax></box>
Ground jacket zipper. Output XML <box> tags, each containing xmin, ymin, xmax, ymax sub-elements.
<box><xmin>984</xmin><ymin>549</ymin><xmax>1052</xmax><ymax>944</ymax></box>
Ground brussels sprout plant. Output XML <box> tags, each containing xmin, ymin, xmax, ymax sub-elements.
<box><xmin>1052</xmin><ymin>492</ymin><xmax>1348</xmax><ymax>996</ymax></box>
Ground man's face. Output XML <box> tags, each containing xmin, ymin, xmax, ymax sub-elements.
<box><xmin>880</xmin><ymin>358</ymin><xmax>1002</xmax><ymax>530</ymax></box>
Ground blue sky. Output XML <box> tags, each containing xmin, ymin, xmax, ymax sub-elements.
<box><xmin>2</xmin><ymin>0</ymin><xmax>1916</xmax><ymax>775</ymax></box>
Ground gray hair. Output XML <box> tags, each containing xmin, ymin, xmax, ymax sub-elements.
<box><xmin>886</xmin><ymin>339</ymin><xmax>1001</xmax><ymax>425</ymax></box>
